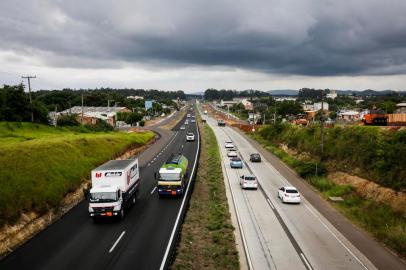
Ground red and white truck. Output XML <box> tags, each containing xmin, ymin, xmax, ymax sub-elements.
<box><xmin>88</xmin><ymin>159</ymin><xmax>140</xmax><ymax>220</ymax></box>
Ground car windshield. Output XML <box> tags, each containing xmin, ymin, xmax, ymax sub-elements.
<box><xmin>231</xmin><ymin>158</ymin><xmax>241</xmax><ymax>161</ymax></box>
<box><xmin>187</xmin><ymin>133</ymin><xmax>193</xmax><ymax>136</ymax></box>
<box><xmin>252</xmin><ymin>154</ymin><xmax>259</xmax><ymax>157</ymax></box>
<box><xmin>90</xmin><ymin>192</ymin><xmax>117</xmax><ymax>202</ymax></box>
<box><xmin>286</xmin><ymin>189</ymin><xmax>298</xmax><ymax>193</ymax></box>
<box><xmin>159</xmin><ymin>173</ymin><xmax>181</xmax><ymax>181</ymax></box>
<box><xmin>245</xmin><ymin>176</ymin><xmax>256</xmax><ymax>180</ymax></box>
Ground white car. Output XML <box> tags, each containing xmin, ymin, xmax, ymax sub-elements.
<box><xmin>227</xmin><ymin>151</ymin><xmax>238</xmax><ymax>157</ymax></box>
<box><xmin>185</xmin><ymin>120</ymin><xmax>189</xmax><ymax>125</ymax></box>
<box><xmin>278</xmin><ymin>186</ymin><xmax>301</xmax><ymax>203</ymax></box>
<box><xmin>180</xmin><ymin>125</ymin><xmax>186</xmax><ymax>130</ymax></box>
<box><xmin>225</xmin><ymin>143</ymin><xmax>235</xmax><ymax>149</ymax></box>
<box><xmin>225</xmin><ymin>139</ymin><xmax>233</xmax><ymax>145</ymax></box>
<box><xmin>186</xmin><ymin>132</ymin><xmax>195</xmax><ymax>141</ymax></box>
<box><xmin>240</xmin><ymin>175</ymin><xmax>258</xmax><ymax>189</ymax></box>
<box><xmin>191</xmin><ymin>119</ymin><xmax>196</xmax><ymax>123</ymax></box>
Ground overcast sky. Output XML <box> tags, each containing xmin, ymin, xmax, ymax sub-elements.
<box><xmin>1</xmin><ymin>0</ymin><xmax>406</xmax><ymax>92</ymax></box>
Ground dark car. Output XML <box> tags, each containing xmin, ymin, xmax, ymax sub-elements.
<box><xmin>249</xmin><ymin>153</ymin><xmax>261</xmax><ymax>162</ymax></box>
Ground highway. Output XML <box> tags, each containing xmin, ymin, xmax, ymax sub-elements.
<box><xmin>199</xmin><ymin>104</ymin><xmax>380</xmax><ymax>270</ymax></box>
<box><xmin>0</xmin><ymin>111</ymin><xmax>199</xmax><ymax>270</ymax></box>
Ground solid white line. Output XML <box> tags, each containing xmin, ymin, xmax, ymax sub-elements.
<box><xmin>303</xmin><ymin>203</ymin><xmax>369</xmax><ymax>270</ymax></box>
<box><xmin>151</xmin><ymin>186</ymin><xmax>157</xmax><ymax>195</ymax></box>
<box><xmin>159</xmin><ymin>115</ymin><xmax>200</xmax><ymax>270</ymax></box>
<box><xmin>300</xmin><ymin>253</ymin><xmax>313</xmax><ymax>270</ymax></box>
<box><xmin>109</xmin><ymin>231</ymin><xmax>126</xmax><ymax>253</ymax></box>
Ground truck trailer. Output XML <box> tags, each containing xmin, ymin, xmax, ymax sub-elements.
<box><xmin>88</xmin><ymin>159</ymin><xmax>140</xmax><ymax>220</ymax></box>
<box><xmin>156</xmin><ymin>154</ymin><xmax>188</xmax><ymax>197</ymax></box>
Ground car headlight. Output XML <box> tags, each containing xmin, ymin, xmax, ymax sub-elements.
<box><xmin>113</xmin><ymin>205</ymin><xmax>121</xmax><ymax>211</ymax></box>
<box><xmin>88</xmin><ymin>207</ymin><xmax>94</xmax><ymax>212</ymax></box>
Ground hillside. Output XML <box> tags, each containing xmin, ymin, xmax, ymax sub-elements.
<box><xmin>0</xmin><ymin>122</ymin><xmax>155</xmax><ymax>226</ymax></box>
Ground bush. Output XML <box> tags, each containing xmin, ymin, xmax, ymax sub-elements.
<box><xmin>85</xmin><ymin>119</ymin><xmax>114</xmax><ymax>132</ymax></box>
<box><xmin>57</xmin><ymin>114</ymin><xmax>80</xmax><ymax>126</ymax></box>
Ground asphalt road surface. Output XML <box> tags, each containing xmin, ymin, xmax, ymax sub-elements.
<box><xmin>0</xmin><ymin>112</ymin><xmax>199</xmax><ymax>270</ymax></box>
<box><xmin>199</xmin><ymin>104</ymin><xmax>387</xmax><ymax>270</ymax></box>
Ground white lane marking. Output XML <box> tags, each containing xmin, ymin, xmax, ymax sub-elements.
<box><xmin>300</xmin><ymin>253</ymin><xmax>313</xmax><ymax>270</ymax></box>
<box><xmin>151</xmin><ymin>186</ymin><xmax>157</xmax><ymax>195</ymax></box>
<box><xmin>266</xmin><ymin>198</ymin><xmax>275</xmax><ymax>210</ymax></box>
<box><xmin>109</xmin><ymin>231</ymin><xmax>126</xmax><ymax>253</ymax></box>
<box><xmin>159</xmin><ymin>118</ymin><xmax>200</xmax><ymax>270</ymax></box>
<box><xmin>223</xmin><ymin>123</ymin><xmax>370</xmax><ymax>270</ymax></box>
<box><xmin>303</xmin><ymin>203</ymin><xmax>369</xmax><ymax>270</ymax></box>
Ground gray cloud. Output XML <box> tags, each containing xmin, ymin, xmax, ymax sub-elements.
<box><xmin>1</xmin><ymin>0</ymin><xmax>406</xmax><ymax>76</ymax></box>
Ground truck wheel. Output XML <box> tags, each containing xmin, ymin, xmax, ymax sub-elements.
<box><xmin>119</xmin><ymin>209</ymin><xmax>125</xmax><ymax>220</ymax></box>
<box><xmin>132</xmin><ymin>194</ymin><xmax>136</xmax><ymax>205</ymax></box>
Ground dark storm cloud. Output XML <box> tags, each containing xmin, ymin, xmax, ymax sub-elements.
<box><xmin>1</xmin><ymin>0</ymin><xmax>406</xmax><ymax>76</ymax></box>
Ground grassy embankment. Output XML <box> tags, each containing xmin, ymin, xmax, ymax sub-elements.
<box><xmin>0</xmin><ymin>122</ymin><xmax>155</xmax><ymax>226</ymax></box>
<box><xmin>172</xmin><ymin>118</ymin><xmax>239</xmax><ymax>269</ymax></box>
<box><xmin>251</xmin><ymin>125</ymin><xmax>406</xmax><ymax>258</ymax></box>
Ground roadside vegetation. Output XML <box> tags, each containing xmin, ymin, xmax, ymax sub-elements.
<box><xmin>172</xmin><ymin>116</ymin><xmax>239</xmax><ymax>269</ymax></box>
<box><xmin>251</xmin><ymin>126</ymin><xmax>406</xmax><ymax>258</ymax></box>
<box><xmin>256</xmin><ymin>124</ymin><xmax>405</xmax><ymax>191</ymax></box>
<box><xmin>0</xmin><ymin>122</ymin><xmax>155</xmax><ymax>226</ymax></box>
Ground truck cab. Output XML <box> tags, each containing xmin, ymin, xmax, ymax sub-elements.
<box><xmin>89</xmin><ymin>186</ymin><xmax>124</xmax><ymax>218</ymax></box>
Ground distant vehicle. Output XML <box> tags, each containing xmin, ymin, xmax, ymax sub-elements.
<box><xmin>204</xmin><ymin>110</ymin><xmax>208</xmax><ymax>114</ymax></box>
<box><xmin>230</xmin><ymin>157</ymin><xmax>243</xmax><ymax>168</ymax></box>
<box><xmin>191</xmin><ymin>119</ymin><xmax>196</xmax><ymax>123</ymax></box>
<box><xmin>187</xmin><ymin>114</ymin><xmax>191</xmax><ymax>118</ymax></box>
<box><xmin>185</xmin><ymin>120</ymin><xmax>189</xmax><ymax>125</ymax></box>
<box><xmin>227</xmin><ymin>151</ymin><xmax>238</xmax><ymax>157</ymax></box>
<box><xmin>250</xmin><ymin>153</ymin><xmax>261</xmax><ymax>162</ymax></box>
<box><xmin>156</xmin><ymin>154</ymin><xmax>188</xmax><ymax>197</ymax></box>
<box><xmin>161</xmin><ymin>113</ymin><xmax>166</xmax><ymax>117</ymax></box>
<box><xmin>278</xmin><ymin>186</ymin><xmax>301</xmax><ymax>203</ymax></box>
<box><xmin>180</xmin><ymin>125</ymin><xmax>186</xmax><ymax>130</ymax></box>
<box><xmin>88</xmin><ymin>159</ymin><xmax>140</xmax><ymax>220</ymax></box>
<box><xmin>225</xmin><ymin>143</ymin><xmax>235</xmax><ymax>149</ymax></box>
<box><xmin>225</xmin><ymin>139</ymin><xmax>233</xmax><ymax>145</ymax></box>
<box><xmin>192</xmin><ymin>115</ymin><xmax>195</xmax><ymax>118</ymax></box>
<box><xmin>240</xmin><ymin>175</ymin><xmax>258</xmax><ymax>189</ymax></box>
<box><xmin>186</xmin><ymin>132</ymin><xmax>195</xmax><ymax>141</ymax></box>
<box><xmin>218</xmin><ymin>119</ymin><xmax>226</xmax><ymax>126</ymax></box>
<box><xmin>362</xmin><ymin>110</ymin><xmax>388</xmax><ymax>125</ymax></box>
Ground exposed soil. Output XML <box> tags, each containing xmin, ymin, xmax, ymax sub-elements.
<box><xmin>328</xmin><ymin>171</ymin><xmax>406</xmax><ymax>215</ymax></box>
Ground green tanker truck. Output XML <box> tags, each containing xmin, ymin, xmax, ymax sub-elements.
<box><xmin>156</xmin><ymin>154</ymin><xmax>188</xmax><ymax>197</ymax></box>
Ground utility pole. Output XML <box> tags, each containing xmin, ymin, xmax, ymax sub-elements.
<box><xmin>54</xmin><ymin>105</ymin><xmax>58</xmax><ymax>127</ymax></box>
<box><xmin>81</xmin><ymin>92</ymin><xmax>84</xmax><ymax>125</ymax></box>
<box><xmin>274</xmin><ymin>101</ymin><xmax>277</xmax><ymax>125</ymax></box>
<box><xmin>22</xmin><ymin>75</ymin><xmax>36</xmax><ymax>122</ymax></box>
<box><xmin>320</xmin><ymin>90</ymin><xmax>325</xmax><ymax>157</ymax></box>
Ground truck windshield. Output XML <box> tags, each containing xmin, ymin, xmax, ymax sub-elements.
<box><xmin>90</xmin><ymin>192</ymin><xmax>117</xmax><ymax>202</ymax></box>
<box><xmin>159</xmin><ymin>173</ymin><xmax>181</xmax><ymax>181</ymax></box>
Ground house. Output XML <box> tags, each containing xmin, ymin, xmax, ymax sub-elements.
<box><xmin>395</xmin><ymin>103</ymin><xmax>406</xmax><ymax>114</ymax></box>
<box><xmin>126</xmin><ymin>96</ymin><xmax>144</xmax><ymax>100</ymax></box>
<box><xmin>59</xmin><ymin>106</ymin><xmax>131</xmax><ymax>126</ymax></box>
<box><xmin>275</xmin><ymin>97</ymin><xmax>297</xmax><ymax>102</ymax></box>
<box><xmin>338</xmin><ymin>110</ymin><xmax>360</xmax><ymax>121</ymax></box>
<box><xmin>326</xmin><ymin>90</ymin><xmax>337</xmax><ymax>99</ymax></box>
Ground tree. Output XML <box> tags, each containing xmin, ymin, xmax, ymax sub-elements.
<box><xmin>126</xmin><ymin>112</ymin><xmax>143</xmax><ymax>125</ymax></box>
<box><xmin>276</xmin><ymin>101</ymin><xmax>304</xmax><ymax>117</ymax></box>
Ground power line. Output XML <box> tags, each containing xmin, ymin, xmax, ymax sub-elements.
<box><xmin>22</xmin><ymin>75</ymin><xmax>36</xmax><ymax>122</ymax></box>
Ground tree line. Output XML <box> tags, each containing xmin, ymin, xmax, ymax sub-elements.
<box><xmin>204</xmin><ymin>88</ymin><xmax>269</xmax><ymax>101</ymax></box>
<box><xmin>0</xmin><ymin>84</ymin><xmax>184</xmax><ymax>125</ymax></box>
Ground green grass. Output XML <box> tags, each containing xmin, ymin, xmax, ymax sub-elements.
<box><xmin>308</xmin><ymin>177</ymin><xmax>406</xmax><ymax>258</ymax></box>
<box><xmin>0</xmin><ymin>122</ymin><xmax>155</xmax><ymax>226</ymax></box>
<box><xmin>172</xmin><ymin>116</ymin><xmax>239</xmax><ymax>269</ymax></box>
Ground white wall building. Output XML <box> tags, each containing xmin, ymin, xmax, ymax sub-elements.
<box><xmin>314</xmin><ymin>102</ymin><xmax>329</xmax><ymax>111</ymax></box>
